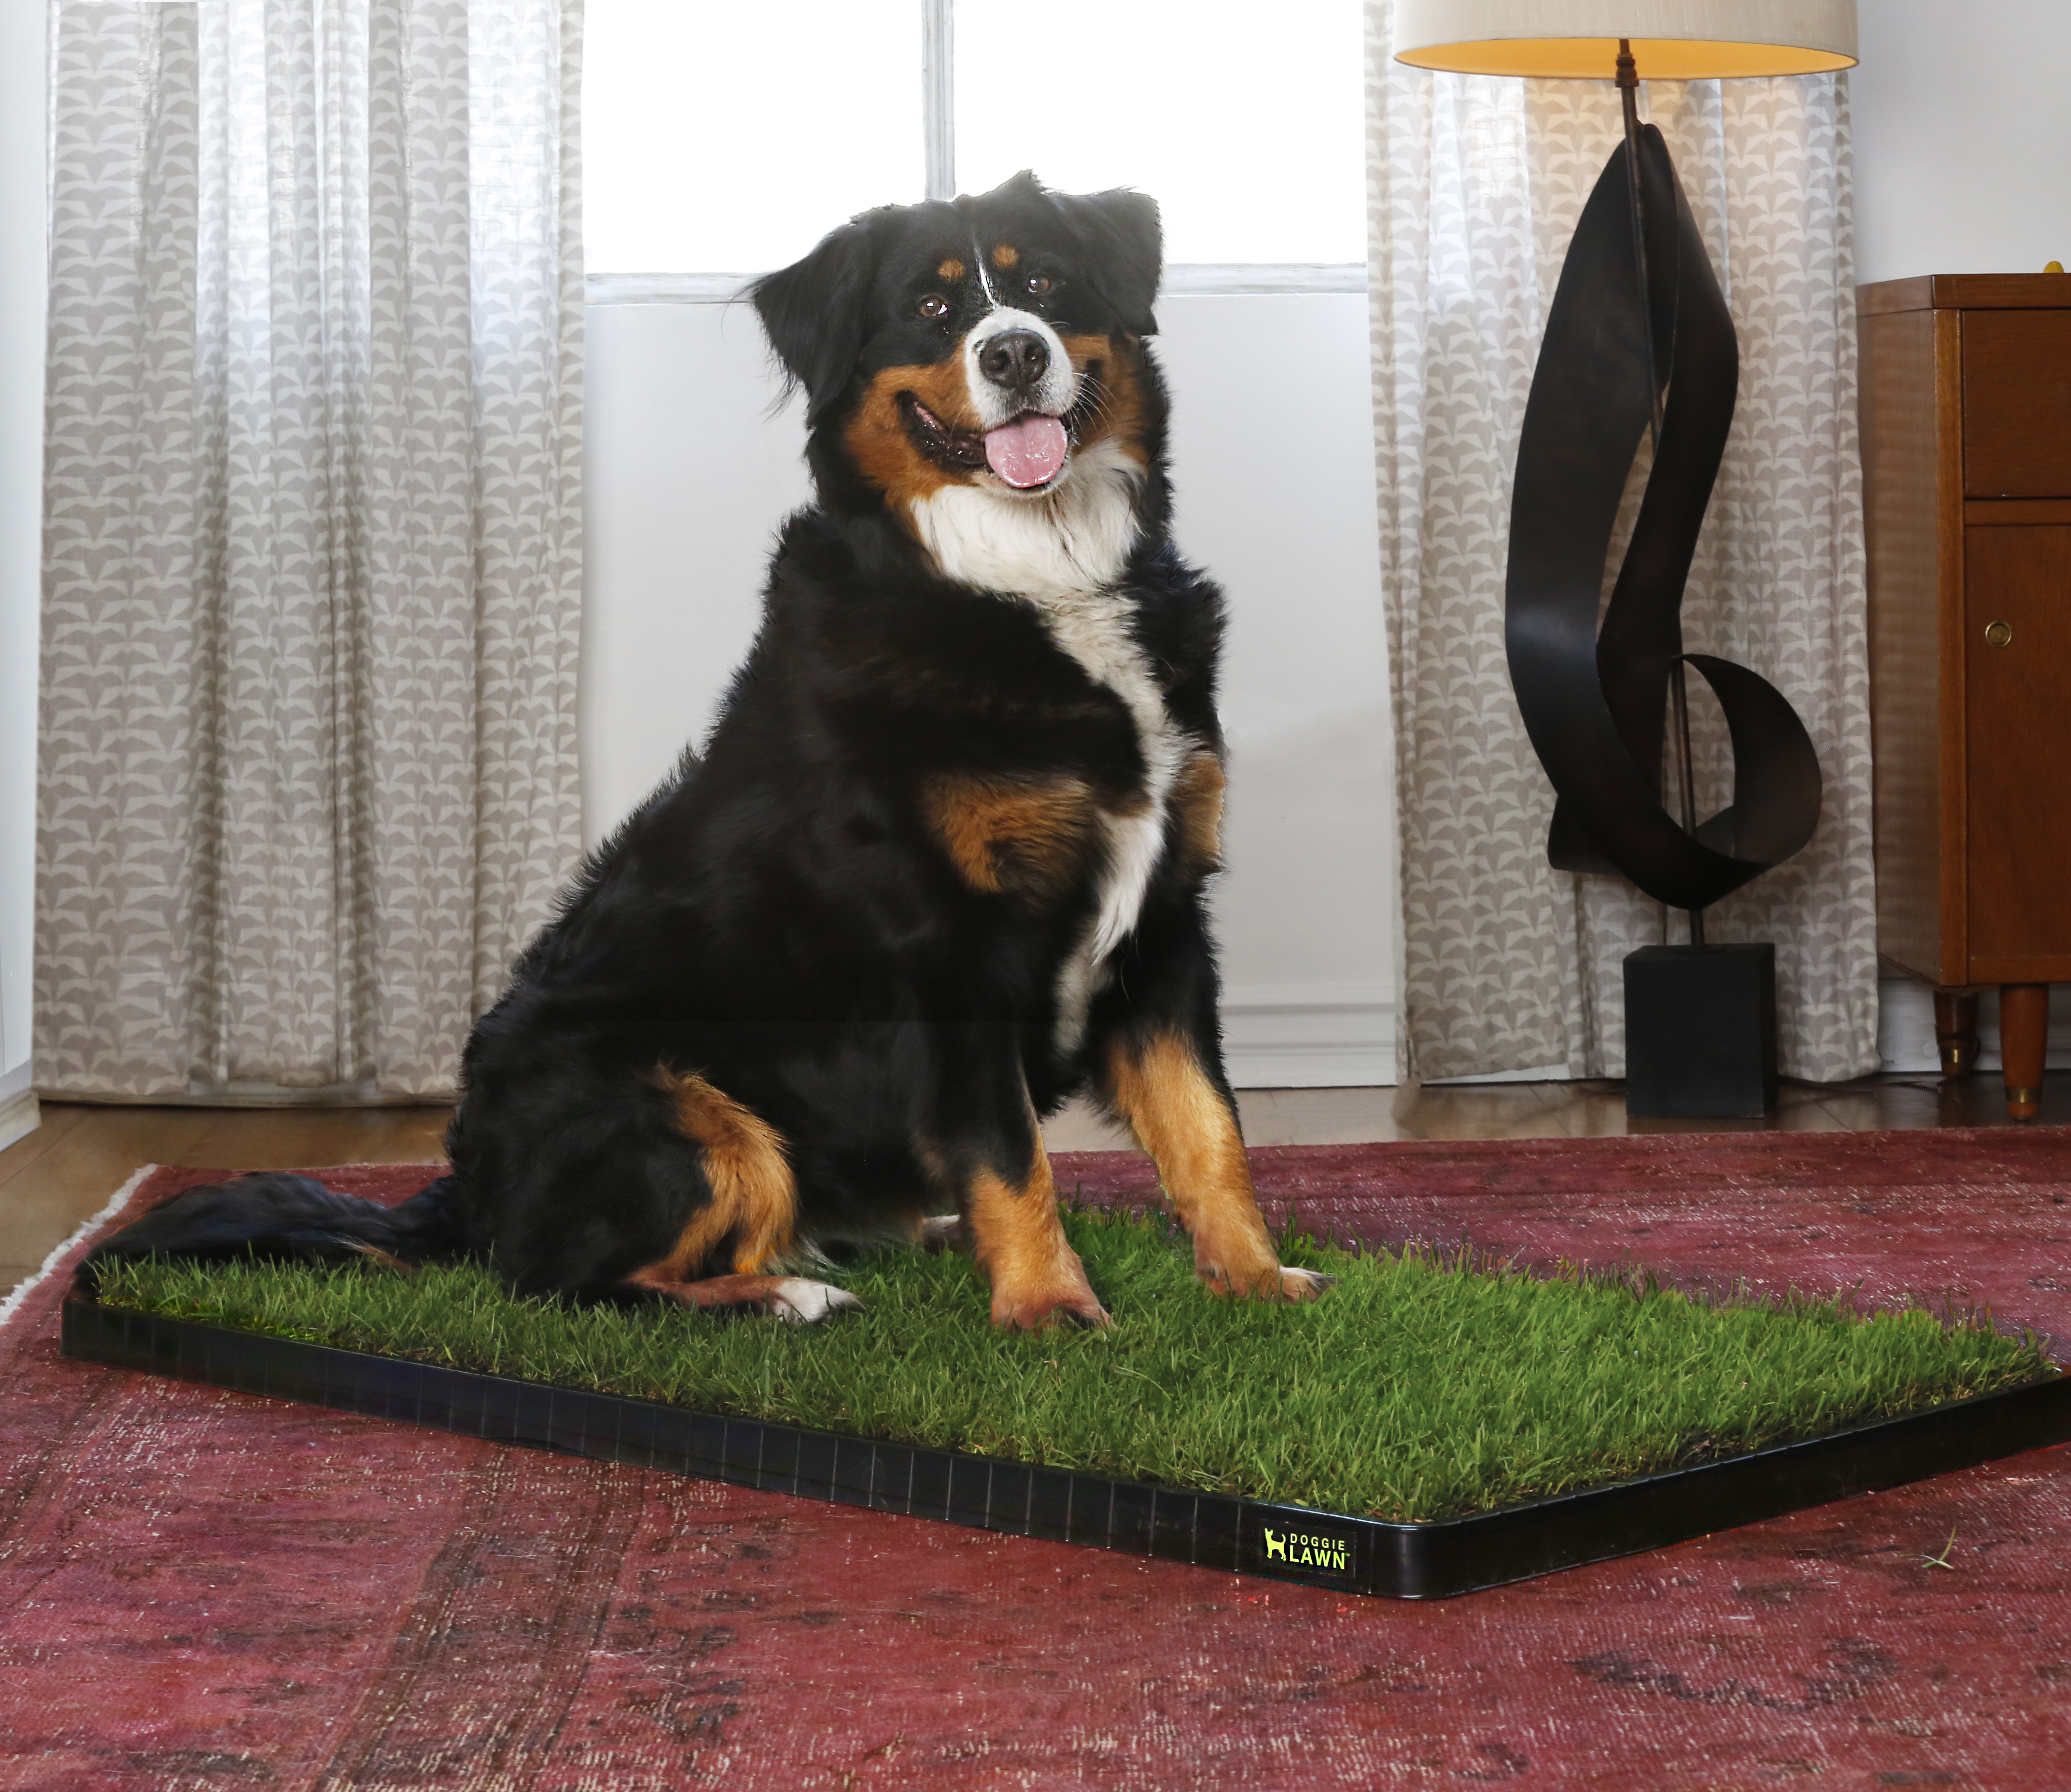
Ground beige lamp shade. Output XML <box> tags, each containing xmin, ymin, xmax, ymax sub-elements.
<box><xmin>1394</xmin><ymin>0</ymin><xmax>1857</xmax><ymax>79</ymax></box>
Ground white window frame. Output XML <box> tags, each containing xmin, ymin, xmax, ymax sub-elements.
<box><xmin>583</xmin><ymin>0</ymin><xmax>1367</xmax><ymax>305</ymax></box>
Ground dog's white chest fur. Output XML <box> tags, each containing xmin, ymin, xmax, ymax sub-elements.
<box><xmin>909</xmin><ymin>436</ymin><xmax>1144</xmax><ymax>604</ymax></box>
<box><xmin>912</xmin><ymin>450</ymin><xmax>1188</xmax><ymax>1053</ymax></box>
<box><xmin>1033</xmin><ymin>587</ymin><xmax>1189</xmax><ymax>1050</ymax></box>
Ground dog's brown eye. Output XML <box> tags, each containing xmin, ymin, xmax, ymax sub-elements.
<box><xmin>1024</xmin><ymin>274</ymin><xmax>1052</xmax><ymax>297</ymax></box>
<box><xmin>917</xmin><ymin>293</ymin><xmax>951</xmax><ymax>320</ymax></box>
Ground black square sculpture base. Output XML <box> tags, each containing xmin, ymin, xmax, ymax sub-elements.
<box><xmin>1623</xmin><ymin>943</ymin><xmax>1778</xmax><ymax>1119</ymax></box>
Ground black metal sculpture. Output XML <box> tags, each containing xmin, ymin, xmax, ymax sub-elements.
<box><xmin>1504</xmin><ymin>59</ymin><xmax>1825</xmax><ymax>1116</ymax></box>
<box><xmin>1504</xmin><ymin>111</ymin><xmax>1822</xmax><ymax>931</ymax></box>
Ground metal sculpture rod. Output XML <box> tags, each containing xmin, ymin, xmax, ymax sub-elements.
<box><xmin>1615</xmin><ymin>41</ymin><xmax>1701</xmax><ymax>945</ymax></box>
<box><xmin>1505</xmin><ymin>122</ymin><xmax>1822</xmax><ymax>917</ymax></box>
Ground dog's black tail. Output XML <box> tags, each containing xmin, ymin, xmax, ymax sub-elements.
<box><xmin>77</xmin><ymin>1171</ymin><xmax>469</xmax><ymax>1293</ymax></box>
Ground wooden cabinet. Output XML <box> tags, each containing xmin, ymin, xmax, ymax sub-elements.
<box><xmin>1860</xmin><ymin>275</ymin><xmax>2071</xmax><ymax>1118</ymax></box>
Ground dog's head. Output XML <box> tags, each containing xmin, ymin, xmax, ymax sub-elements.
<box><xmin>752</xmin><ymin>172</ymin><xmax>1164</xmax><ymax>550</ymax></box>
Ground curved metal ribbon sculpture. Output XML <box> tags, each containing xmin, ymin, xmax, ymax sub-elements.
<box><xmin>1505</xmin><ymin>125</ymin><xmax>1822</xmax><ymax>914</ymax></box>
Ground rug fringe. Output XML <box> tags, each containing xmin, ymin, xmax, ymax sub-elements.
<box><xmin>0</xmin><ymin>1163</ymin><xmax>159</xmax><ymax>1332</ymax></box>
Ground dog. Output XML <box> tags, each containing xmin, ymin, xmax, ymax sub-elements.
<box><xmin>86</xmin><ymin>171</ymin><xmax>1329</xmax><ymax>1330</ymax></box>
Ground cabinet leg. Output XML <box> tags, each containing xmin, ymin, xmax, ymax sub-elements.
<box><xmin>1934</xmin><ymin>989</ymin><xmax>1980</xmax><ymax>1076</ymax></box>
<box><xmin>1999</xmin><ymin>984</ymin><xmax>2049</xmax><ymax>1121</ymax></box>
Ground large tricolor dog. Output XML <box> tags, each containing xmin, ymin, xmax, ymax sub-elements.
<box><xmin>87</xmin><ymin>172</ymin><xmax>1329</xmax><ymax>1330</ymax></box>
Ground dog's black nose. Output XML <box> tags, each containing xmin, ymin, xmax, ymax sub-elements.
<box><xmin>978</xmin><ymin>329</ymin><xmax>1049</xmax><ymax>389</ymax></box>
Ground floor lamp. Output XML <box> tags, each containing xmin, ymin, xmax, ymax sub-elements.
<box><xmin>1393</xmin><ymin>1</ymin><xmax>1858</xmax><ymax>1117</ymax></box>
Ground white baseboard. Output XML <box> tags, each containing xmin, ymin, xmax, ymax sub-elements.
<box><xmin>0</xmin><ymin>983</ymin><xmax>2045</xmax><ymax>1120</ymax></box>
<box><xmin>1218</xmin><ymin>976</ymin><xmax>2067</xmax><ymax>1089</ymax></box>
<box><xmin>1877</xmin><ymin>977</ymin><xmax>2071</xmax><ymax>1074</ymax></box>
<box><xmin>1219</xmin><ymin>981</ymin><xmax>1396</xmax><ymax>1088</ymax></box>
<box><xmin>0</xmin><ymin>1088</ymin><xmax>38</xmax><ymax>1154</ymax></box>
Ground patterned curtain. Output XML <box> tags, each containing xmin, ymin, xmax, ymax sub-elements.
<box><xmin>1365</xmin><ymin>1</ymin><xmax>1880</xmax><ymax>1085</ymax></box>
<box><xmin>38</xmin><ymin>0</ymin><xmax>582</xmax><ymax>1100</ymax></box>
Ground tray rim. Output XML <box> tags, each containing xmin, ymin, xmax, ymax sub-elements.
<box><xmin>59</xmin><ymin>1289</ymin><xmax>2071</xmax><ymax>1600</ymax></box>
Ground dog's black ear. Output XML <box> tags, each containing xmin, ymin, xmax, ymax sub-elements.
<box><xmin>752</xmin><ymin>216</ymin><xmax>880</xmax><ymax>424</ymax></box>
<box><xmin>990</xmin><ymin>168</ymin><xmax>1048</xmax><ymax>207</ymax></box>
<box><xmin>1049</xmin><ymin>184</ymin><xmax>1161</xmax><ymax>336</ymax></box>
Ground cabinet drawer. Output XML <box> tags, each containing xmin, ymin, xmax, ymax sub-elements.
<box><xmin>1963</xmin><ymin>311</ymin><xmax>2071</xmax><ymax>496</ymax></box>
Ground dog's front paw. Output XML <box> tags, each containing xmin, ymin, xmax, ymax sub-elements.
<box><xmin>1196</xmin><ymin>1246</ymin><xmax>1334</xmax><ymax>1303</ymax></box>
<box><xmin>769</xmin><ymin>1278</ymin><xmax>864</xmax><ymax>1324</ymax></box>
<box><xmin>1273</xmin><ymin>1265</ymin><xmax>1335</xmax><ymax>1302</ymax></box>
<box><xmin>989</xmin><ymin>1270</ymin><xmax>1109</xmax><ymax>1331</ymax></box>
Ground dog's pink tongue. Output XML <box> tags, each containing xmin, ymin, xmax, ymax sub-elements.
<box><xmin>984</xmin><ymin>414</ymin><xmax>1068</xmax><ymax>488</ymax></box>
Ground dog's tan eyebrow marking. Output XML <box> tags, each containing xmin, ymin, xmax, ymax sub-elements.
<box><xmin>937</xmin><ymin>256</ymin><xmax>966</xmax><ymax>282</ymax></box>
<box><xmin>991</xmin><ymin>243</ymin><xmax>1019</xmax><ymax>269</ymax></box>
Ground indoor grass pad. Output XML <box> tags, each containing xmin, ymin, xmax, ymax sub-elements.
<box><xmin>90</xmin><ymin>1206</ymin><xmax>2053</xmax><ymax>1524</ymax></box>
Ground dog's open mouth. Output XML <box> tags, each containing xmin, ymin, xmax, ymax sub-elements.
<box><xmin>900</xmin><ymin>365</ymin><xmax>1103</xmax><ymax>493</ymax></box>
<box><xmin>981</xmin><ymin>413</ymin><xmax>1070</xmax><ymax>489</ymax></box>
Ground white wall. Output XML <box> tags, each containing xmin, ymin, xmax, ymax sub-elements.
<box><xmin>0</xmin><ymin>0</ymin><xmax>45</xmax><ymax>1147</ymax></box>
<box><xmin>580</xmin><ymin>300</ymin><xmax>810</xmax><ymax>831</ymax></box>
<box><xmin>1849</xmin><ymin>2</ymin><xmax>2071</xmax><ymax>1070</ymax></box>
<box><xmin>1159</xmin><ymin>296</ymin><xmax>1394</xmax><ymax>1085</ymax></box>
<box><xmin>581</xmin><ymin>293</ymin><xmax>1395</xmax><ymax>1085</ymax></box>
<box><xmin>1852</xmin><ymin>0</ymin><xmax>2071</xmax><ymax>288</ymax></box>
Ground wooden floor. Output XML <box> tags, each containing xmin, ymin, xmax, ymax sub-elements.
<box><xmin>0</xmin><ymin>1102</ymin><xmax>452</xmax><ymax>1299</ymax></box>
<box><xmin>3</xmin><ymin>1071</ymin><xmax>2064</xmax><ymax>1298</ymax></box>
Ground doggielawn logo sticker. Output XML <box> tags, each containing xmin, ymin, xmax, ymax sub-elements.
<box><xmin>1255</xmin><ymin>1520</ymin><xmax>1356</xmax><ymax>1580</ymax></box>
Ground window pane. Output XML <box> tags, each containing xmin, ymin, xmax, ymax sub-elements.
<box><xmin>584</xmin><ymin>0</ymin><xmax>921</xmax><ymax>272</ymax></box>
<box><xmin>955</xmin><ymin>0</ymin><xmax>1367</xmax><ymax>264</ymax></box>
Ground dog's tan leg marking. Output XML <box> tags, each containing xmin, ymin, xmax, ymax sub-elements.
<box><xmin>964</xmin><ymin>1141</ymin><xmax>1106</xmax><ymax>1330</ymax></box>
<box><xmin>921</xmin><ymin>773</ymin><xmax>1098</xmax><ymax>898</ymax></box>
<box><xmin>1170</xmin><ymin>749</ymin><xmax>1225</xmax><ymax>873</ymax></box>
<box><xmin>650</xmin><ymin>1071</ymin><xmax>800</xmax><ymax>1279</ymax></box>
<box><xmin>625</xmin><ymin>1269</ymin><xmax>859</xmax><ymax>1325</ymax></box>
<box><xmin>1104</xmin><ymin>1033</ymin><xmax>1327</xmax><ymax>1302</ymax></box>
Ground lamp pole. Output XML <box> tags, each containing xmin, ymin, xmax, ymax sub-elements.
<box><xmin>1616</xmin><ymin>37</ymin><xmax>1706</xmax><ymax>950</ymax></box>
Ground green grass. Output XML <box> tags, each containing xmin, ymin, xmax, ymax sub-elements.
<box><xmin>91</xmin><ymin>1206</ymin><xmax>2056</xmax><ymax>1523</ymax></box>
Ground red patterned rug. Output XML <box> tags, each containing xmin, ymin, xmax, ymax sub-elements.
<box><xmin>3</xmin><ymin>1130</ymin><xmax>2070</xmax><ymax>1790</ymax></box>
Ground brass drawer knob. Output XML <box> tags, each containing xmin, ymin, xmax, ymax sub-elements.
<box><xmin>1984</xmin><ymin>619</ymin><xmax>2014</xmax><ymax>647</ymax></box>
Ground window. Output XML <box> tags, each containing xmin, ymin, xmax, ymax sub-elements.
<box><xmin>583</xmin><ymin>0</ymin><xmax>921</xmax><ymax>277</ymax></box>
<box><xmin>583</xmin><ymin>0</ymin><xmax>1367</xmax><ymax>294</ymax></box>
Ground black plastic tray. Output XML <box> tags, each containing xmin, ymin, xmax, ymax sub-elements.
<box><xmin>61</xmin><ymin>1294</ymin><xmax>2071</xmax><ymax>1599</ymax></box>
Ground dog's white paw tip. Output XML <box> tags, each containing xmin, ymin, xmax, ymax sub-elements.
<box><xmin>1280</xmin><ymin>1267</ymin><xmax>1335</xmax><ymax>1299</ymax></box>
<box><xmin>770</xmin><ymin>1278</ymin><xmax>862</xmax><ymax>1324</ymax></box>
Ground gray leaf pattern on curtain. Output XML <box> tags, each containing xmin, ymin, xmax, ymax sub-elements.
<box><xmin>39</xmin><ymin>0</ymin><xmax>583</xmax><ymax>1099</ymax></box>
<box><xmin>1365</xmin><ymin>0</ymin><xmax>1879</xmax><ymax>1085</ymax></box>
